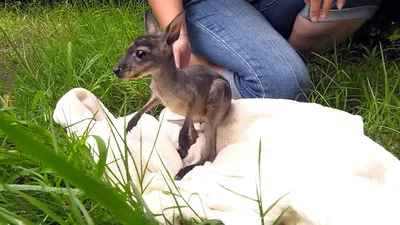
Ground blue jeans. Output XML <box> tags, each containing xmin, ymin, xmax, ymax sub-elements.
<box><xmin>182</xmin><ymin>0</ymin><xmax>381</xmax><ymax>100</ymax></box>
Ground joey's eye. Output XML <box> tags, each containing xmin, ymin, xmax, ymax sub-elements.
<box><xmin>135</xmin><ymin>50</ymin><xmax>146</xmax><ymax>59</ymax></box>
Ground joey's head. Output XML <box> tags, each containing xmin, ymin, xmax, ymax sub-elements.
<box><xmin>113</xmin><ymin>10</ymin><xmax>185</xmax><ymax>80</ymax></box>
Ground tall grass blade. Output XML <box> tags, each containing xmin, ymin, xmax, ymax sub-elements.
<box><xmin>0</xmin><ymin>112</ymin><xmax>150</xmax><ymax>225</ymax></box>
<box><xmin>91</xmin><ymin>135</ymin><xmax>109</xmax><ymax>180</ymax></box>
<box><xmin>0</xmin><ymin>206</ymin><xmax>37</xmax><ymax>225</ymax></box>
<box><xmin>272</xmin><ymin>207</ymin><xmax>289</xmax><ymax>225</ymax></box>
<box><xmin>262</xmin><ymin>192</ymin><xmax>291</xmax><ymax>217</ymax></box>
<box><xmin>5</xmin><ymin>187</ymin><xmax>68</xmax><ymax>225</ymax></box>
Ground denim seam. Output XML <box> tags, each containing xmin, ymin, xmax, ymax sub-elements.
<box><xmin>258</xmin><ymin>0</ymin><xmax>279</xmax><ymax>12</ymax></box>
<box><xmin>216</xmin><ymin>0</ymin><xmax>270</xmax><ymax>97</ymax></box>
<box><xmin>269</xmin><ymin>50</ymin><xmax>299</xmax><ymax>98</ymax></box>
<box><xmin>186</xmin><ymin>16</ymin><xmax>265</xmax><ymax>98</ymax></box>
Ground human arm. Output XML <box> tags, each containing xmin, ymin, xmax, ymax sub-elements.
<box><xmin>148</xmin><ymin>0</ymin><xmax>191</xmax><ymax>68</ymax></box>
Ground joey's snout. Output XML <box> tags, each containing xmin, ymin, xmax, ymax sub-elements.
<box><xmin>113</xmin><ymin>55</ymin><xmax>140</xmax><ymax>80</ymax></box>
<box><xmin>112</xmin><ymin>57</ymin><xmax>152</xmax><ymax>80</ymax></box>
<box><xmin>112</xmin><ymin>66</ymin><xmax>120</xmax><ymax>75</ymax></box>
<box><xmin>112</xmin><ymin>65</ymin><xmax>124</xmax><ymax>79</ymax></box>
<box><xmin>112</xmin><ymin>58</ymin><xmax>128</xmax><ymax>79</ymax></box>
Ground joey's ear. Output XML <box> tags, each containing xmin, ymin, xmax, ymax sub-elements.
<box><xmin>144</xmin><ymin>10</ymin><xmax>160</xmax><ymax>35</ymax></box>
<box><xmin>164</xmin><ymin>11</ymin><xmax>185</xmax><ymax>45</ymax></box>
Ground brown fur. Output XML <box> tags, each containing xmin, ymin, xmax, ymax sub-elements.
<box><xmin>113</xmin><ymin>10</ymin><xmax>232</xmax><ymax>180</ymax></box>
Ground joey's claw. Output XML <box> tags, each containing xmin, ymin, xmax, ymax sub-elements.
<box><xmin>126</xmin><ymin>124</ymin><xmax>133</xmax><ymax>133</ymax></box>
<box><xmin>126</xmin><ymin>120</ymin><xmax>137</xmax><ymax>133</ymax></box>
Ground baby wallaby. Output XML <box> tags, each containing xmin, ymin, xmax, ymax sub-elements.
<box><xmin>112</xmin><ymin>10</ymin><xmax>232</xmax><ymax>180</ymax></box>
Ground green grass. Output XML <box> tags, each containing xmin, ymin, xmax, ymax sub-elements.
<box><xmin>0</xmin><ymin>1</ymin><xmax>399</xmax><ymax>224</ymax></box>
<box><xmin>305</xmin><ymin>43</ymin><xmax>400</xmax><ymax>153</ymax></box>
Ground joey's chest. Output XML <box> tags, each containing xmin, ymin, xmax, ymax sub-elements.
<box><xmin>150</xmin><ymin>81</ymin><xmax>190</xmax><ymax>115</ymax></box>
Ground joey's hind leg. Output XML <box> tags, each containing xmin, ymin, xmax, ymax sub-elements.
<box><xmin>174</xmin><ymin>119</ymin><xmax>217</xmax><ymax>180</ymax></box>
<box><xmin>201</xmin><ymin>80</ymin><xmax>229</xmax><ymax>163</ymax></box>
<box><xmin>174</xmin><ymin>122</ymin><xmax>218</xmax><ymax>180</ymax></box>
<box><xmin>203</xmin><ymin>110</ymin><xmax>219</xmax><ymax>163</ymax></box>
<box><xmin>175</xmin><ymin>85</ymin><xmax>227</xmax><ymax>180</ymax></box>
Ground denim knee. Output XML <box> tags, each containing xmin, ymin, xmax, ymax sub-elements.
<box><xmin>184</xmin><ymin>0</ymin><xmax>311</xmax><ymax>101</ymax></box>
<box><xmin>233</xmin><ymin>57</ymin><xmax>311</xmax><ymax>100</ymax></box>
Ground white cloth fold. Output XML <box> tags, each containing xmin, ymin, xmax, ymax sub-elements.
<box><xmin>53</xmin><ymin>87</ymin><xmax>400</xmax><ymax>225</ymax></box>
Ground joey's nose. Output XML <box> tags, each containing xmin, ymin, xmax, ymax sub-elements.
<box><xmin>113</xmin><ymin>66</ymin><xmax>120</xmax><ymax>74</ymax></box>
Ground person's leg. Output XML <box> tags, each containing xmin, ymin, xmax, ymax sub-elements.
<box><xmin>251</xmin><ymin>0</ymin><xmax>307</xmax><ymax>40</ymax></box>
<box><xmin>183</xmin><ymin>0</ymin><xmax>310</xmax><ymax>100</ymax></box>
<box><xmin>288</xmin><ymin>0</ymin><xmax>382</xmax><ymax>55</ymax></box>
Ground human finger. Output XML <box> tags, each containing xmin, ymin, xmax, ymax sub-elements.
<box><xmin>180</xmin><ymin>55</ymin><xmax>189</xmax><ymax>69</ymax></box>
<box><xmin>310</xmin><ymin>0</ymin><xmax>322</xmax><ymax>22</ymax></box>
<box><xmin>337</xmin><ymin>0</ymin><xmax>346</xmax><ymax>9</ymax></box>
<box><xmin>173</xmin><ymin>47</ymin><xmax>181</xmax><ymax>68</ymax></box>
<box><xmin>321</xmin><ymin>0</ymin><xmax>333</xmax><ymax>19</ymax></box>
<box><xmin>181</xmin><ymin>45</ymin><xmax>191</xmax><ymax>68</ymax></box>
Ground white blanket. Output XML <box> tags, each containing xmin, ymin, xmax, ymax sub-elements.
<box><xmin>53</xmin><ymin>87</ymin><xmax>400</xmax><ymax>225</ymax></box>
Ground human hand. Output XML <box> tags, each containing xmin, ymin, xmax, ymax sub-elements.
<box><xmin>304</xmin><ymin>0</ymin><xmax>346</xmax><ymax>22</ymax></box>
<box><xmin>173</xmin><ymin>34</ymin><xmax>191</xmax><ymax>69</ymax></box>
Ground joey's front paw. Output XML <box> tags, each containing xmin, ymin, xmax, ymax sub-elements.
<box><xmin>177</xmin><ymin>146</ymin><xmax>188</xmax><ymax>159</ymax></box>
<box><xmin>178</xmin><ymin>134</ymin><xmax>191</xmax><ymax>159</ymax></box>
<box><xmin>126</xmin><ymin>119</ymin><xmax>138</xmax><ymax>133</ymax></box>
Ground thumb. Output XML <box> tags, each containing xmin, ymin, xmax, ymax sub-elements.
<box><xmin>175</xmin><ymin>58</ymin><xmax>181</xmax><ymax>68</ymax></box>
<box><xmin>173</xmin><ymin>47</ymin><xmax>181</xmax><ymax>68</ymax></box>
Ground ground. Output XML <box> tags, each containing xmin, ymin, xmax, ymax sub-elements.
<box><xmin>0</xmin><ymin>1</ymin><xmax>399</xmax><ymax>224</ymax></box>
